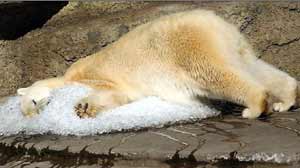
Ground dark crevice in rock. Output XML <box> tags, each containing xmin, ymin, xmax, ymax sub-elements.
<box><xmin>281</xmin><ymin>5</ymin><xmax>300</xmax><ymax>13</ymax></box>
<box><xmin>108</xmin><ymin>133</ymin><xmax>137</xmax><ymax>154</ymax></box>
<box><xmin>240</xmin><ymin>15</ymin><xmax>255</xmax><ymax>32</ymax></box>
<box><xmin>213</xmin><ymin>151</ymin><xmax>255</xmax><ymax>168</ymax></box>
<box><xmin>259</xmin><ymin>37</ymin><xmax>300</xmax><ymax>58</ymax></box>
<box><xmin>0</xmin><ymin>2</ymin><xmax>68</xmax><ymax>40</ymax></box>
<box><xmin>263</xmin><ymin>117</ymin><xmax>300</xmax><ymax>137</ymax></box>
<box><xmin>269</xmin><ymin>37</ymin><xmax>300</xmax><ymax>47</ymax></box>
<box><xmin>165</xmin><ymin>150</ymin><xmax>207</xmax><ymax>168</ymax></box>
<box><xmin>0</xmin><ymin>141</ymin><xmax>121</xmax><ymax>167</ymax></box>
<box><xmin>165</xmin><ymin>150</ymin><xmax>263</xmax><ymax>168</ymax></box>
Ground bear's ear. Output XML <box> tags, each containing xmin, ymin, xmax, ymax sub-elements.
<box><xmin>17</xmin><ymin>88</ymin><xmax>28</xmax><ymax>96</ymax></box>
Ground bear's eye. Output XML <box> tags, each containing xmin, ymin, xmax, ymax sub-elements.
<box><xmin>32</xmin><ymin>100</ymin><xmax>37</xmax><ymax>105</ymax></box>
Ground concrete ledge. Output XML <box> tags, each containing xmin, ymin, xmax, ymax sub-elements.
<box><xmin>1</xmin><ymin>110</ymin><xmax>300</xmax><ymax>167</ymax></box>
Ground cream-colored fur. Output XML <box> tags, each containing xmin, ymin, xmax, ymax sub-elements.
<box><xmin>17</xmin><ymin>10</ymin><xmax>299</xmax><ymax>119</ymax></box>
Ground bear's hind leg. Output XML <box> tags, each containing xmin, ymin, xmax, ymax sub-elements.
<box><xmin>249</xmin><ymin>59</ymin><xmax>297</xmax><ymax>112</ymax></box>
<box><xmin>224</xmin><ymin>74</ymin><xmax>269</xmax><ymax>119</ymax></box>
<box><xmin>195</xmin><ymin>66</ymin><xmax>269</xmax><ymax>119</ymax></box>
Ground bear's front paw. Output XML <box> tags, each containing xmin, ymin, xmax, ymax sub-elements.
<box><xmin>242</xmin><ymin>108</ymin><xmax>262</xmax><ymax>119</ymax></box>
<box><xmin>74</xmin><ymin>97</ymin><xmax>102</xmax><ymax>118</ymax></box>
<box><xmin>272</xmin><ymin>102</ymin><xmax>292</xmax><ymax>112</ymax></box>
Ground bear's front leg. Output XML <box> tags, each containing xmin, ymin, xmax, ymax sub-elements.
<box><xmin>75</xmin><ymin>90</ymin><xmax>129</xmax><ymax>118</ymax></box>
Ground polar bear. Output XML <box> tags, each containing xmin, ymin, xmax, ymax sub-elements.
<box><xmin>17</xmin><ymin>10</ymin><xmax>299</xmax><ymax>119</ymax></box>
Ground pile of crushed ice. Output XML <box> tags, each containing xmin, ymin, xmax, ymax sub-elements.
<box><xmin>0</xmin><ymin>85</ymin><xmax>219</xmax><ymax>136</ymax></box>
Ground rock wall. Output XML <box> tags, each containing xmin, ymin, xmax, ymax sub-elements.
<box><xmin>0</xmin><ymin>1</ymin><xmax>299</xmax><ymax>97</ymax></box>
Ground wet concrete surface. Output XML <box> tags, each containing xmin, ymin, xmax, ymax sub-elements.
<box><xmin>0</xmin><ymin>109</ymin><xmax>300</xmax><ymax>167</ymax></box>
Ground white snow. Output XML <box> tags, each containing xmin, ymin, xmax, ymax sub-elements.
<box><xmin>236</xmin><ymin>152</ymin><xmax>300</xmax><ymax>164</ymax></box>
<box><xmin>0</xmin><ymin>85</ymin><xmax>219</xmax><ymax>136</ymax></box>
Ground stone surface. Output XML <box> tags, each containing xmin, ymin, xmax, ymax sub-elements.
<box><xmin>0</xmin><ymin>110</ymin><xmax>300</xmax><ymax>167</ymax></box>
<box><xmin>0</xmin><ymin>1</ymin><xmax>300</xmax><ymax>97</ymax></box>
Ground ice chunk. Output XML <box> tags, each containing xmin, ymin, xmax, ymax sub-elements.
<box><xmin>236</xmin><ymin>152</ymin><xmax>300</xmax><ymax>164</ymax></box>
<box><xmin>0</xmin><ymin>85</ymin><xmax>219</xmax><ymax>136</ymax></box>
